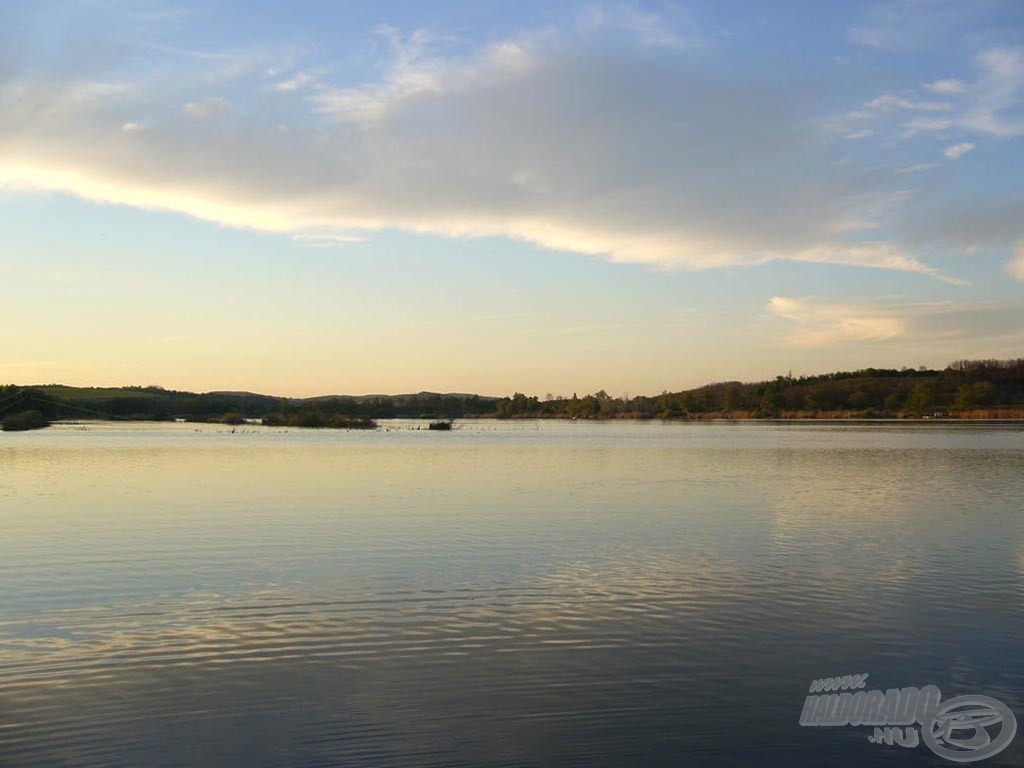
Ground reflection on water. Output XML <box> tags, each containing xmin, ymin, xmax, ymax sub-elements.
<box><xmin>1</xmin><ymin>420</ymin><xmax>1023</xmax><ymax>766</ymax></box>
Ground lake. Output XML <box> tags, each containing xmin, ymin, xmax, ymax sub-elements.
<box><xmin>1</xmin><ymin>420</ymin><xmax>1022</xmax><ymax>766</ymax></box>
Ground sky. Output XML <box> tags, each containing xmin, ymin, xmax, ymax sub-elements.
<box><xmin>2</xmin><ymin>0</ymin><xmax>1023</xmax><ymax>398</ymax></box>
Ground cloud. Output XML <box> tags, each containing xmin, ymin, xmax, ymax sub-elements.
<box><xmin>768</xmin><ymin>296</ymin><xmax>1024</xmax><ymax>348</ymax></box>
<box><xmin>866</xmin><ymin>94</ymin><xmax>951</xmax><ymax>111</ymax></box>
<box><xmin>902</xmin><ymin>116</ymin><xmax>954</xmax><ymax>135</ymax></box>
<box><xmin>893</xmin><ymin>163</ymin><xmax>937</xmax><ymax>174</ymax></box>
<box><xmin>825</xmin><ymin>91</ymin><xmax>953</xmax><ymax>140</ymax></box>
<box><xmin>960</xmin><ymin>47</ymin><xmax>1024</xmax><ymax>137</ymax></box>
<box><xmin>846</xmin><ymin>0</ymin><xmax>998</xmax><ymax>52</ymax></box>
<box><xmin>1009</xmin><ymin>242</ymin><xmax>1024</xmax><ymax>281</ymax></box>
<box><xmin>184</xmin><ymin>96</ymin><xmax>231</xmax><ymax>118</ymax></box>
<box><xmin>905</xmin><ymin>46</ymin><xmax>1024</xmax><ymax>138</ymax></box>
<box><xmin>830</xmin><ymin>46</ymin><xmax>1024</xmax><ymax>142</ymax></box>
<box><xmin>823</xmin><ymin>93</ymin><xmax>953</xmax><ymax>139</ymax></box>
<box><xmin>789</xmin><ymin>242</ymin><xmax>961</xmax><ymax>285</ymax></box>
<box><xmin>581</xmin><ymin>3</ymin><xmax>702</xmax><ymax>50</ymax></box>
<box><xmin>942</xmin><ymin>142</ymin><xmax>975</xmax><ymax>159</ymax></box>
<box><xmin>819</xmin><ymin>108</ymin><xmax>874</xmax><ymax>138</ymax></box>
<box><xmin>767</xmin><ymin>296</ymin><xmax>905</xmax><ymax>346</ymax></box>
<box><xmin>0</xmin><ymin>9</ymin><xmax>966</xmax><ymax>281</ymax></box>
<box><xmin>847</xmin><ymin>2</ymin><xmax>909</xmax><ymax>50</ymax></box>
<box><xmin>275</xmin><ymin>75</ymin><xmax>314</xmax><ymax>93</ymax></box>
<box><xmin>308</xmin><ymin>26</ymin><xmax>460</xmax><ymax>123</ymax></box>
<box><xmin>924</xmin><ymin>78</ymin><xmax>966</xmax><ymax>94</ymax></box>
<box><xmin>274</xmin><ymin>70</ymin><xmax>323</xmax><ymax>92</ymax></box>
<box><xmin>897</xmin><ymin>196</ymin><xmax>1024</xmax><ymax>252</ymax></box>
<box><xmin>291</xmin><ymin>232</ymin><xmax>367</xmax><ymax>247</ymax></box>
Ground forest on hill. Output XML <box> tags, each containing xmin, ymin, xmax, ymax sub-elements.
<box><xmin>2</xmin><ymin>358</ymin><xmax>1023</xmax><ymax>426</ymax></box>
<box><xmin>493</xmin><ymin>359</ymin><xmax>1024</xmax><ymax>419</ymax></box>
<box><xmin>0</xmin><ymin>385</ymin><xmax>497</xmax><ymax>426</ymax></box>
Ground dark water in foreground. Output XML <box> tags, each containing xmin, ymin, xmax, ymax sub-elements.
<box><xmin>1</xmin><ymin>420</ymin><xmax>1022</xmax><ymax>767</ymax></box>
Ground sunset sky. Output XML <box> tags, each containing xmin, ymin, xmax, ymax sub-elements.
<box><xmin>3</xmin><ymin>0</ymin><xmax>1023</xmax><ymax>397</ymax></box>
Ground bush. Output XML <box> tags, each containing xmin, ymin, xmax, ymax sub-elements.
<box><xmin>223</xmin><ymin>411</ymin><xmax>244</xmax><ymax>425</ymax></box>
<box><xmin>2</xmin><ymin>410</ymin><xmax>50</xmax><ymax>431</ymax></box>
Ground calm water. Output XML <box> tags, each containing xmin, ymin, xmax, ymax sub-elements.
<box><xmin>1</xmin><ymin>420</ymin><xmax>1022</xmax><ymax>766</ymax></box>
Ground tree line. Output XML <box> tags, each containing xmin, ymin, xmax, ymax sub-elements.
<box><xmin>4</xmin><ymin>358</ymin><xmax>1024</xmax><ymax>426</ymax></box>
<box><xmin>0</xmin><ymin>385</ymin><xmax>496</xmax><ymax>425</ymax></box>
<box><xmin>493</xmin><ymin>359</ymin><xmax>1024</xmax><ymax>419</ymax></box>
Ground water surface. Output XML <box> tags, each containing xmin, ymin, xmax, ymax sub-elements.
<box><xmin>2</xmin><ymin>420</ymin><xmax>1022</xmax><ymax>766</ymax></box>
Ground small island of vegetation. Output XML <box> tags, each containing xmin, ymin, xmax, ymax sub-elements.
<box><xmin>262</xmin><ymin>413</ymin><xmax>378</xmax><ymax>429</ymax></box>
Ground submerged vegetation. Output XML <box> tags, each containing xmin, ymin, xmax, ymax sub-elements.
<box><xmin>3</xmin><ymin>359</ymin><xmax>1024</xmax><ymax>427</ymax></box>
<box><xmin>263</xmin><ymin>412</ymin><xmax>378</xmax><ymax>429</ymax></box>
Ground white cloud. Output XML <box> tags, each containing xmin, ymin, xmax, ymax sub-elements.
<box><xmin>961</xmin><ymin>47</ymin><xmax>1024</xmax><ymax>137</ymax></box>
<box><xmin>0</xmin><ymin>16</ymin><xmax>966</xmax><ymax>281</ymax></box>
<box><xmin>184</xmin><ymin>97</ymin><xmax>231</xmax><ymax>118</ymax></box>
<box><xmin>292</xmin><ymin>232</ymin><xmax>367</xmax><ymax>247</ymax></box>
<box><xmin>943</xmin><ymin>142</ymin><xmax>974</xmax><ymax>159</ymax></box>
<box><xmin>790</xmin><ymin>241</ymin><xmax>963</xmax><ymax>285</ymax></box>
<box><xmin>819</xmin><ymin>109</ymin><xmax>874</xmax><ymax>138</ymax></box>
<box><xmin>902</xmin><ymin>116</ymin><xmax>954</xmax><ymax>135</ymax></box>
<box><xmin>309</xmin><ymin>26</ymin><xmax>457</xmax><ymax>122</ymax></box>
<box><xmin>893</xmin><ymin>162</ymin><xmax>937</xmax><ymax>174</ymax></box>
<box><xmin>767</xmin><ymin>296</ymin><xmax>905</xmax><ymax>346</ymax></box>
<box><xmin>904</xmin><ymin>47</ymin><xmax>1024</xmax><ymax>138</ymax></box>
<box><xmin>924</xmin><ymin>78</ymin><xmax>966</xmax><ymax>94</ymax></box>
<box><xmin>831</xmin><ymin>46</ymin><xmax>1024</xmax><ymax>142</ymax></box>
<box><xmin>582</xmin><ymin>3</ymin><xmax>702</xmax><ymax>50</ymax></box>
<box><xmin>274</xmin><ymin>70</ymin><xmax>322</xmax><ymax>92</ymax></box>
<box><xmin>829</xmin><ymin>191</ymin><xmax>913</xmax><ymax>234</ymax></box>
<box><xmin>824</xmin><ymin>94</ymin><xmax>951</xmax><ymax>139</ymax></box>
<box><xmin>121</xmin><ymin>122</ymin><xmax>143</xmax><ymax>132</ymax></box>
<box><xmin>768</xmin><ymin>296</ymin><xmax>1022</xmax><ymax>347</ymax></box>
<box><xmin>846</xmin><ymin>0</ymin><xmax>994</xmax><ymax>53</ymax></box>
<box><xmin>866</xmin><ymin>94</ymin><xmax>951</xmax><ymax>111</ymax></box>
<box><xmin>1008</xmin><ymin>242</ymin><xmax>1024</xmax><ymax>281</ymax></box>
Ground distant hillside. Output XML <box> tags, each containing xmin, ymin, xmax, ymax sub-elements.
<box><xmin>3</xmin><ymin>358</ymin><xmax>1023</xmax><ymax>424</ymax></box>
<box><xmin>32</xmin><ymin>385</ymin><xmax>170</xmax><ymax>401</ymax></box>
<box><xmin>0</xmin><ymin>384</ymin><xmax>498</xmax><ymax>423</ymax></box>
<box><xmin>303</xmin><ymin>391</ymin><xmax>499</xmax><ymax>404</ymax></box>
<box><xmin>492</xmin><ymin>359</ymin><xmax>1024</xmax><ymax>420</ymax></box>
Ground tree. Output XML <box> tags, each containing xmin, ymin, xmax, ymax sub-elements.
<box><xmin>760</xmin><ymin>390</ymin><xmax>782</xmax><ymax>415</ymax></box>
<box><xmin>724</xmin><ymin>383</ymin><xmax>743</xmax><ymax>411</ymax></box>
<box><xmin>954</xmin><ymin>384</ymin><xmax>976</xmax><ymax>411</ymax></box>
<box><xmin>905</xmin><ymin>383</ymin><xmax>935</xmax><ymax>414</ymax></box>
<box><xmin>974</xmin><ymin>381</ymin><xmax>996</xmax><ymax>406</ymax></box>
<box><xmin>884</xmin><ymin>391</ymin><xmax>905</xmax><ymax>411</ymax></box>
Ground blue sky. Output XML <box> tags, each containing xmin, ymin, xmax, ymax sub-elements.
<box><xmin>2</xmin><ymin>0</ymin><xmax>1023</xmax><ymax>397</ymax></box>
